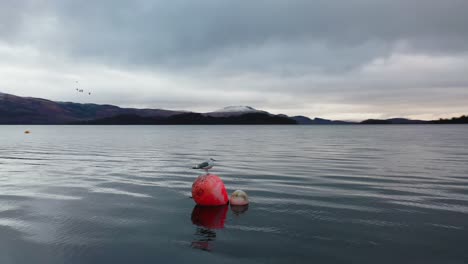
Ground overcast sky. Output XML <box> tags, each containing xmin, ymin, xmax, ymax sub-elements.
<box><xmin>1</xmin><ymin>0</ymin><xmax>467</xmax><ymax>120</ymax></box>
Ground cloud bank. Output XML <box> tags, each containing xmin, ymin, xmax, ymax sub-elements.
<box><xmin>1</xmin><ymin>0</ymin><xmax>467</xmax><ymax>120</ymax></box>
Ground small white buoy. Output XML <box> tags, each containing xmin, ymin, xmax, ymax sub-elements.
<box><xmin>230</xmin><ymin>190</ymin><xmax>249</xmax><ymax>206</ymax></box>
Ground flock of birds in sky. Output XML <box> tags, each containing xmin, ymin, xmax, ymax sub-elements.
<box><xmin>74</xmin><ymin>81</ymin><xmax>92</xmax><ymax>95</ymax></box>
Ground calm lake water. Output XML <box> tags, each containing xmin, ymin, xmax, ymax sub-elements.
<box><xmin>0</xmin><ymin>125</ymin><xmax>467</xmax><ymax>263</ymax></box>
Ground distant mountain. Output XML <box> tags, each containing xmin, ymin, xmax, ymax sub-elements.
<box><xmin>205</xmin><ymin>106</ymin><xmax>267</xmax><ymax>117</ymax></box>
<box><xmin>0</xmin><ymin>92</ymin><xmax>295</xmax><ymax>125</ymax></box>
<box><xmin>1</xmin><ymin>92</ymin><xmax>466</xmax><ymax>125</ymax></box>
<box><xmin>0</xmin><ymin>92</ymin><xmax>182</xmax><ymax>124</ymax></box>
<box><xmin>291</xmin><ymin>116</ymin><xmax>355</xmax><ymax>125</ymax></box>
<box><xmin>361</xmin><ymin>118</ymin><xmax>429</xmax><ymax>124</ymax></box>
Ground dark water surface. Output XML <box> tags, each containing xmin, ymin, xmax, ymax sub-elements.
<box><xmin>0</xmin><ymin>125</ymin><xmax>467</xmax><ymax>263</ymax></box>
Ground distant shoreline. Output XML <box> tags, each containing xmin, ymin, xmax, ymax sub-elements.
<box><xmin>1</xmin><ymin>92</ymin><xmax>467</xmax><ymax>125</ymax></box>
<box><xmin>2</xmin><ymin>123</ymin><xmax>468</xmax><ymax>126</ymax></box>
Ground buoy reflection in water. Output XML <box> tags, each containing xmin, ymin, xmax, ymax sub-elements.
<box><xmin>190</xmin><ymin>205</ymin><xmax>228</xmax><ymax>251</ymax></box>
<box><xmin>230</xmin><ymin>204</ymin><xmax>249</xmax><ymax>216</ymax></box>
<box><xmin>191</xmin><ymin>205</ymin><xmax>228</xmax><ymax>229</ymax></box>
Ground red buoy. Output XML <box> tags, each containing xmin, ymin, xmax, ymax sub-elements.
<box><xmin>192</xmin><ymin>174</ymin><xmax>229</xmax><ymax>206</ymax></box>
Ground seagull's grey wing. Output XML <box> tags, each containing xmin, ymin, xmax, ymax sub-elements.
<box><xmin>197</xmin><ymin>161</ymin><xmax>210</xmax><ymax>168</ymax></box>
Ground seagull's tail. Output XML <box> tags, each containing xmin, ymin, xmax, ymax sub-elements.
<box><xmin>192</xmin><ymin>166</ymin><xmax>199</xmax><ymax>169</ymax></box>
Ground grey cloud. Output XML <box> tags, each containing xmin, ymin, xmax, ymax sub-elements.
<box><xmin>3</xmin><ymin>0</ymin><xmax>468</xmax><ymax>72</ymax></box>
<box><xmin>0</xmin><ymin>1</ymin><xmax>32</xmax><ymax>40</ymax></box>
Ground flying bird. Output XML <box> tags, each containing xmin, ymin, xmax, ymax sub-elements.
<box><xmin>192</xmin><ymin>158</ymin><xmax>216</xmax><ymax>174</ymax></box>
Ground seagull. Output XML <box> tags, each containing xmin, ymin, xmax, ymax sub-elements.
<box><xmin>192</xmin><ymin>158</ymin><xmax>216</xmax><ymax>174</ymax></box>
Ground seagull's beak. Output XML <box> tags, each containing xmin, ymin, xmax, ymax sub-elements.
<box><xmin>211</xmin><ymin>159</ymin><xmax>217</xmax><ymax>161</ymax></box>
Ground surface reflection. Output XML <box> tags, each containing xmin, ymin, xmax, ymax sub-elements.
<box><xmin>230</xmin><ymin>204</ymin><xmax>249</xmax><ymax>216</ymax></box>
<box><xmin>191</xmin><ymin>205</ymin><xmax>228</xmax><ymax>229</ymax></box>
<box><xmin>191</xmin><ymin>228</ymin><xmax>217</xmax><ymax>251</ymax></box>
<box><xmin>190</xmin><ymin>205</ymin><xmax>228</xmax><ymax>251</ymax></box>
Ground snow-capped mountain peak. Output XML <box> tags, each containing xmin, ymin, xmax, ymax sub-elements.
<box><xmin>214</xmin><ymin>106</ymin><xmax>259</xmax><ymax>113</ymax></box>
<box><xmin>205</xmin><ymin>106</ymin><xmax>268</xmax><ymax>117</ymax></box>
